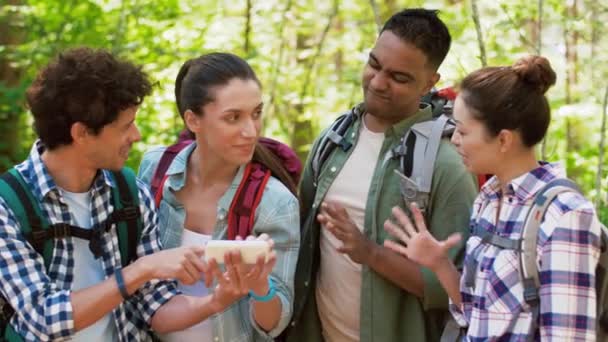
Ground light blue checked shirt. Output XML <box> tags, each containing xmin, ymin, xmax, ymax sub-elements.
<box><xmin>0</xmin><ymin>141</ymin><xmax>178</xmax><ymax>341</ymax></box>
<box><xmin>138</xmin><ymin>143</ymin><xmax>300</xmax><ymax>342</ymax></box>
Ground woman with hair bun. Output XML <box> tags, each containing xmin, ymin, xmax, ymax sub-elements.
<box><xmin>383</xmin><ymin>56</ymin><xmax>603</xmax><ymax>340</ymax></box>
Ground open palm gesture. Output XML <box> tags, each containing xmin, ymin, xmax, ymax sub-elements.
<box><xmin>383</xmin><ymin>203</ymin><xmax>461</xmax><ymax>272</ymax></box>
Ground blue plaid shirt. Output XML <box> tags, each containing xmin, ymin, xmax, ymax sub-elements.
<box><xmin>451</xmin><ymin>162</ymin><xmax>602</xmax><ymax>341</ymax></box>
<box><xmin>0</xmin><ymin>141</ymin><xmax>178</xmax><ymax>341</ymax></box>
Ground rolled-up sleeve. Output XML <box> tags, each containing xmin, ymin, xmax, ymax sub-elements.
<box><xmin>249</xmin><ymin>187</ymin><xmax>300</xmax><ymax>338</ymax></box>
<box><xmin>129</xmin><ymin>180</ymin><xmax>179</xmax><ymax>325</ymax></box>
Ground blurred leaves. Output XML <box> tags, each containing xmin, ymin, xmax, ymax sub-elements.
<box><xmin>0</xmin><ymin>0</ymin><xmax>606</xmax><ymax>221</ymax></box>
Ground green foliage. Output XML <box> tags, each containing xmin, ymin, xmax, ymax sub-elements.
<box><xmin>1</xmin><ymin>0</ymin><xmax>606</xmax><ymax>223</ymax></box>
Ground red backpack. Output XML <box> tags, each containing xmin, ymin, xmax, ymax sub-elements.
<box><xmin>150</xmin><ymin>133</ymin><xmax>302</xmax><ymax>240</ymax></box>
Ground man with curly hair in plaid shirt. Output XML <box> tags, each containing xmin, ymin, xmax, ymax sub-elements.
<box><xmin>0</xmin><ymin>48</ymin><xmax>237</xmax><ymax>341</ymax></box>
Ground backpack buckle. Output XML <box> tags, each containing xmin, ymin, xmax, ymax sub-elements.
<box><xmin>522</xmin><ymin>279</ymin><xmax>540</xmax><ymax>305</ymax></box>
<box><xmin>28</xmin><ymin>229</ymin><xmax>48</xmax><ymax>250</ymax></box>
<box><xmin>110</xmin><ymin>206</ymin><xmax>140</xmax><ymax>223</ymax></box>
<box><xmin>0</xmin><ymin>296</ymin><xmax>14</xmax><ymax>322</ymax></box>
<box><xmin>51</xmin><ymin>223</ymin><xmax>70</xmax><ymax>238</ymax></box>
<box><xmin>88</xmin><ymin>226</ymin><xmax>105</xmax><ymax>258</ymax></box>
<box><xmin>121</xmin><ymin>206</ymin><xmax>140</xmax><ymax>221</ymax></box>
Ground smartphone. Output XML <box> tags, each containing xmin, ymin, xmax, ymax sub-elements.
<box><xmin>205</xmin><ymin>240</ymin><xmax>270</xmax><ymax>264</ymax></box>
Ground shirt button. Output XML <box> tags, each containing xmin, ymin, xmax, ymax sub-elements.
<box><xmin>214</xmin><ymin>337</ymin><xmax>219</xmax><ymax>341</ymax></box>
<box><xmin>291</xmin><ymin>321</ymin><xmax>297</xmax><ymax>327</ymax></box>
<box><xmin>351</xmin><ymin>132</ymin><xmax>355</xmax><ymax>138</ymax></box>
<box><xmin>304</xmin><ymin>281</ymin><xmax>309</xmax><ymax>287</ymax></box>
<box><xmin>330</xmin><ymin>167</ymin><xmax>337</xmax><ymax>172</ymax></box>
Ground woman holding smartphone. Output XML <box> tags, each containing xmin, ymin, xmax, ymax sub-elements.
<box><xmin>384</xmin><ymin>56</ymin><xmax>603</xmax><ymax>340</ymax></box>
<box><xmin>138</xmin><ymin>53</ymin><xmax>300</xmax><ymax>341</ymax></box>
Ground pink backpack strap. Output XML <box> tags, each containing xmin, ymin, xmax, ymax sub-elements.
<box><xmin>227</xmin><ymin>162</ymin><xmax>272</xmax><ymax>240</ymax></box>
<box><xmin>150</xmin><ymin>140</ymin><xmax>193</xmax><ymax>203</ymax></box>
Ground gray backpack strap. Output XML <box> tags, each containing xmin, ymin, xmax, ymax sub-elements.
<box><xmin>396</xmin><ymin>115</ymin><xmax>452</xmax><ymax>213</ymax></box>
<box><xmin>440</xmin><ymin>316</ymin><xmax>466</xmax><ymax>342</ymax></box>
<box><xmin>519</xmin><ymin>178</ymin><xmax>581</xmax><ymax>340</ymax></box>
<box><xmin>520</xmin><ymin>178</ymin><xmax>581</xmax><ymax>292</ymax></box>
<box><xmin>413</xmin><ymin>114</ymin><xmax>450</xmax><ymax>193</ymax></box>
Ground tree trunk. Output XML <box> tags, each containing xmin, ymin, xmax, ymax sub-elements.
<box><xmin>265</xmin><ymin>0</ymin><xmax>293</xmax><ymax>128</ymax></box>
<box><xmin>369</xmin><ymin>0</ymin><xmax>382</xmax><ymax>32</ymax></box>
<box><xmin>291</xmin><ymin>0</ymin><xmax>339</xmax><ymax>162</ymax></box>
<box><xmin>595</xmin><ymin>85</ymin><xmax>607</xmax><ymax>208</ymax></box>
<box><xmin>471</xmin><ymin>0</ymin><xmax>487</xmax><ymax>67</ymax></box>
<box><xmin>563</xmin><ymin>0</ymin><xmax>578</xmax><ymax>176</ymax></box>
<box><xmin>0</xmin><ymin>0</ymin><xmax>25</xmax><ymax>172</ymax></box>
<box><xmin>244</xmin><ymin>0</ymin><xmax>252</xmax><ymax>55</ymax></box>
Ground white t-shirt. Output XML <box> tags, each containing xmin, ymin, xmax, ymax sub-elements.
<box><xmin>60</xmin><ymin>188</ymin><xmax>117</xmax><ymax>342</ymax></box>
<box><xmin>160</xmin><ymin>229</ymin><xmax>213</xmax><ymax>342</ymax></box>
<box><xmin>316</xmin><ymin>117</ymin><xmax>385</xmax><ymax>342</ymax></box>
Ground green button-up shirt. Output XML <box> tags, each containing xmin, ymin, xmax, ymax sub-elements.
<box><xmin>285</xmin><ymin>104</ymin><xmax>477</xmax><ymax>342</ymax></box>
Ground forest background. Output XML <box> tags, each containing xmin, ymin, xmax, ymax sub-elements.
<box><xmin>1</xmin><ymin>0</ymin><xmax>607</xmax><ymax>223</ymax></box>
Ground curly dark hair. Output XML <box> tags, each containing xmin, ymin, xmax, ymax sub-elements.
<box><xmin>381</xmin><ymin>9</ymin><xmax>451</xmax><ymax>70</ymax></box>
<box><xmin>26</xmin><ymin>47</ymin><xmax>153</xmax><ymax>150</ymax></box>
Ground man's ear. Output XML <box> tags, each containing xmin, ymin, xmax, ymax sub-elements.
<box><xmin>70</xmin><ymin>122</ymin><xmax>90</xmax><ymax>145</ymax></box>
<box><xmin>423</xmin><ymin>72</ymin><xmax>441</xmax><ymax>95</ymax></box>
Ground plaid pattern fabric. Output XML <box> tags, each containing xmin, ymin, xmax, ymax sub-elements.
<box><xmin>450</xmin><ymin>162</ymin><xmax>602</xmax><ymax>341</ymax></box>
<box><xmin>0</xmin><ymin>141</ymin><xmax>178</xmax><ymax>341</ymax></box>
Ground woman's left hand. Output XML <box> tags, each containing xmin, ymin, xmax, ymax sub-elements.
<box><xmin>384</xmin><ymin>203</ymin><xmax>461</xmax><ymax>272</ymax></box>
<box><xmin>236</xmin><ymin>234</ymin><xmax>277</xmax><ymax>296</ymax></box>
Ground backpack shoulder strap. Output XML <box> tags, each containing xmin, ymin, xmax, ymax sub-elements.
<box><xmin>517</xmin><ymin>178</ymin><xmax>585</xmax><ymax>341</ymax></box>
<box><xmin>110</xmin><ymin>167</ymin><xmax>142</xmax><ymax>267</ymax></box>
<box><xmin>410</xmin><ymin>114</ymin><xmax>451</xmax><ymax>193</ymax></box>
<box><xmin>311</xmin><ymin>107</ymin><xmax>360</xmax><ymax>186</ymax></box>
<box><xmin>395</xmin><ymin>115</ymin><xmax>453</xmax><ymax>213</ymax></box>
<box><xmin>597</xmin><ymin>227</ymin><xmax>608</xmax><ymax>336</ymax></box>
<box><xmin>227</xmin><ymin>163</ymin><xmax>272</xmax><ymax>240</ymax></box>
<box><xmin>0</xmin><ymin>169</ymin><xmax>52</xmax><ymax>268</ymax></box>
<box><xmin>0</xmin><ymin>169</ymin><xmax>51</xmax><ymax>341</ymax></box>
<box><xmin>150</xmin><ymin>140</ymin><xmax>193</xmax><ymax>198</ymax></box>
<box><xmin>519</xmin><ymin>178</ymin><xmax>582</xmax><ymax>304</ymax></box>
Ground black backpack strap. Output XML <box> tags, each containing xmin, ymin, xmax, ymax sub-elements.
<box><xmin>311</xmin><ymin>106</ymin><xmax>360</xmax><ymax>185</ymax></box>
<box><xmin>110</xmin><ymin>168</ymin><xmax>142</xmax><ymax>267</ymax></box>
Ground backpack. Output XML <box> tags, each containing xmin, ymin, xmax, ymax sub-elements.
<box><xmin>0</xmin><ymin>167</ymin><xmax>143</xmax><ymax>342</ymax></box>
<box><xmin>461</xmin><ymin>178</ymin><xmax>608</xmax><ymax>341</ymax></box>
<box><xmin>150</xmin><ymin>135</ymin><xmax>302</xmax><ymax>240</ymax></box>
<box><xmin>311</xmin><ymin>87</ymin><xmax>473</xmax><ymax>215</ymax></box>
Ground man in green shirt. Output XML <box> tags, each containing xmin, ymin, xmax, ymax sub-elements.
<box><xmin>283</xmin><ymin>8</ymin><xmax>477</xmax><ymax>342</ymax></box>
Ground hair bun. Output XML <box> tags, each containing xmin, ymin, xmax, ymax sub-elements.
<box><xmin>512</xmin><ymin>55</ymin><xmax>556</xmax><ymax>94</ymax></box>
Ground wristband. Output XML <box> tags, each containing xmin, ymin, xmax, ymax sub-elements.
<box><xmin>249</xmin><ymin>277</ymin><xmax>276</xmax><ymax>302</ymax></box>
<box><xmin>114</xmin><ymin>267</ymin><xmax>130</xmax><ymax>300</ymax></box>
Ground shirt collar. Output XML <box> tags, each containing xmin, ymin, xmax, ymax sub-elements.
<box><xmin>162</xmin><ymin>141</ymin><xmax>247</xmax><ymax>212</ymax></box>
<box><xmin>479</xmin><ymin>162</ymin><xmax>566</xmax><ymax>203</ymax></box>
<box><xmin>16</xmin><ymin>140</ymin><xmax>116</xmax><ymax>202</ymax></box>
<box><xmin>352</xmin><ymin>103</ymin><xmax>433</xmax><ymax>138</ymax></box>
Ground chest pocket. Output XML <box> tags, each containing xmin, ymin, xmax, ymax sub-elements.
<box><xmin>158</xmin><ymin>199</ymin><xmax>185</xmax><ymax>249</ymax></box>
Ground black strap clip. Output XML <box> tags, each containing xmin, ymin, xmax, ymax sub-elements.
<box><xmin>88</xmin><ymin>225</ymin><xmax>106</xmax><ymax>259</ymax></box>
